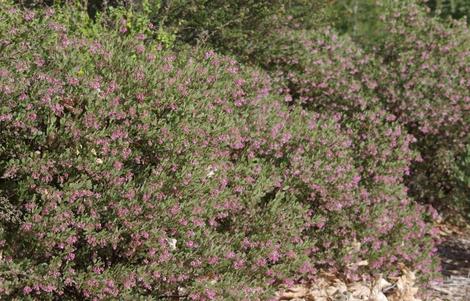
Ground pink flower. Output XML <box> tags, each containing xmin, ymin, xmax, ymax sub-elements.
<box><xmin>23</xmin><ymin>11</ymin><xmax>35</xmax><ymax>21</ymax></box>
<box><xmin>27</xmin><ymin>112</ymin><xmax>37</xmax><ymax>121</ymax></box>
<box><xmin>205</xmin><ymin>50</ymin><xmax>215</xmax><ymax>59</ymax></box>
<box><xmin>208</xmin><ymin>256</ymin><xmax>219</xmax><ymax>265</ymax></box>
<box><xmin>23</xmin><ymin>286</ymin><xmax>32</xmax><ymax>294</ymax></box>
<box><xmin>206</xmin><ymin>289</ymin><xmax>217</xmax><ymax>300</ymax></box>
<box><xmin>21</xmin><ymin>223</ymin><xmax>33</xmax><ymax>232</ymax></box>
<box><xmin>135</xmin><ymin>44</ymin><xmax>145</xmax><ymax>54</ymax></box>
<box><xmin>268</xmin><ymin>250</ymin><xmax>280</xmax><ymax>263</ymax></box>
<box><xmin>66</xmin><ymin>253</ymin><xmax>75</xmax><ymax>261</ymax></box>
<box><xmin>190</xmin><ymin>259</ymin><xmax>202</xmax><ymax>267</ymax></box>
<box><xmin>233</xmin><ymin>259</ymin><xmax>245</xmax><ymax>270</ymax></box>
<box><xmin>113</xmin><ymin>161</ymin><xmax>123</xmax><ymax>171</ymax></box>
<box><xmin>225</xmin><ymin>251</ymin><xmax>236</xmax><ymax>259</ymax></box>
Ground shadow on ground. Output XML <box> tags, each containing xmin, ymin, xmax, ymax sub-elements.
<box><xmin>430</xmin><ymin>231</ymin><xmax>470</xmax><ymax>300</ymax></box>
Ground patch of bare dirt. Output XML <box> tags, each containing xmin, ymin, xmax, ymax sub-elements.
<box><xmin>428</xmin><ymin>224</ymin><xmax>470</xmax><ymax>301</ymax></box>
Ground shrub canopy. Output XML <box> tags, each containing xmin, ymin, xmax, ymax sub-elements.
<box><xmin>0</xmin><ymin>3</ymin><xmax>441</xmax><ymax>300</ymax></box>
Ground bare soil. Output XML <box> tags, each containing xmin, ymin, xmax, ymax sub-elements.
<box><xmin>429</xmin><ymin>226</ymin><xmax>470</xmax><ymax>301</ymax></box>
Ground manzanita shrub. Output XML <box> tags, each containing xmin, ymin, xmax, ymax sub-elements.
<box><xmin>0</xmin><ymin>3</ymin><xmax>438</xmax><ymax>300</ymax></box>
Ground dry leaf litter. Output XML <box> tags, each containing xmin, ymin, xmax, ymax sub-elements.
<box><xmin>276</xmin><ymin>268</ymin><xmax>422</xmax><ymax>301</ymax></box>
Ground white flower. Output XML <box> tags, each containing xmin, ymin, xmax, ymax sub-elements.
<box><xmin>206</xmin><ymin>165</ymin><xmax>217</xmax><ymax>178</ymax></box>
<box><xmin>177</xmin><ymin>286</ymin><xmax>187</xmax><ymax>295</ymax></box>
<box><xmin>166</xmin><ymin>238</ymin><xmax>177</xmax><ymax>250</ymax></box>
<box><xmin>96</xmin><ymin>158</ymin><xmax>103</xmax><ymax>164</ymax></box>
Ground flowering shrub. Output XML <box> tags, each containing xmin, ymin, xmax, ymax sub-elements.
<box><xmin>264</xmin><ymin>28</ymin><xmax>413</xmax><ymax>190</ymax></box>
<box><xmin>264</xmin><ymin>1</ymin><xmax>470</xmax><ymax>215</ymax></box>
<box><xmin>374</xmin><ymin>1</ymin><xmax>470</xmax><ymax>210</ymax></box>
<box><xmin>0</xmin><ymin>3</ymin><xmax>438</xmax><ymax>300</ymax></box>
<box><xmin>263</xmin><ymin>24</ymin><xmax>440</xmax><ymax>275</ymax></box>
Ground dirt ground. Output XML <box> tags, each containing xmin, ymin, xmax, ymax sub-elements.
<box><xmin>429</xmin><ymin>225</ymin><xmax>470</xmax><ymax>301</ymax></box>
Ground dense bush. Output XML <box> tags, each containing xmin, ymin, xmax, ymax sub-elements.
<box><xmin>260</xmin><ymin>0</ymin><xmax>470</xmax><ymax>217</ymax></box>
<box><xmin>256</xmin><ymin>27</ymin><xmax>413</xmax><ymax>192</ymax></box>
<box><xmin>322</xmin><ymin>0</ymin><xmax>470</xmax><ymax>218</ymax></box>
<box><xmin>0</xmin><ymin>3</ymin><xmax>439</xmax><ymax>300</ymax></box>
<box><xmin>252</xmin><ymin>25</ymin><xmax>441</xmax><ymax>279</ymax></box>
<box><xmin>373</xmin><ymin>2</ymin><xmax>470</xmax><ymax>213</ymax></box>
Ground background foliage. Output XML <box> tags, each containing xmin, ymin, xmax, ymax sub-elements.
<box><xmin>427</xmin><ymin>0</ymin><xmax>470</xmax><ymax>21</ymax></box>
